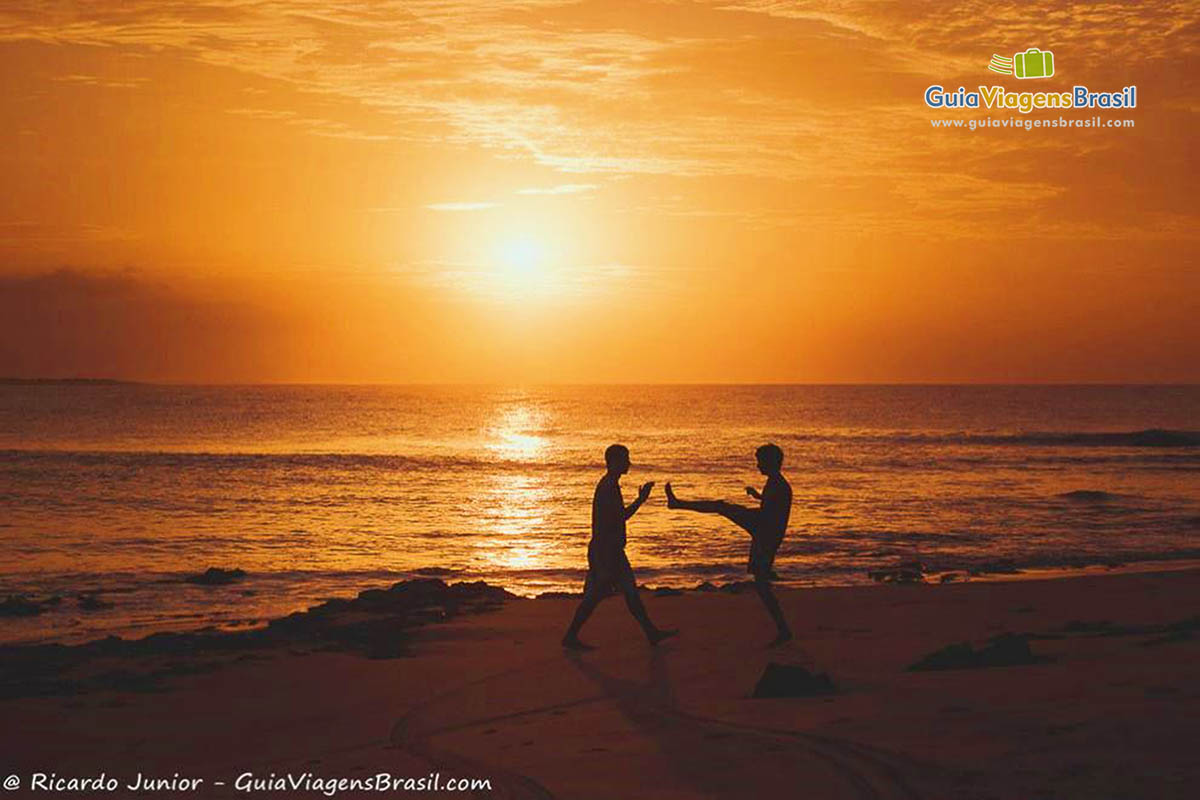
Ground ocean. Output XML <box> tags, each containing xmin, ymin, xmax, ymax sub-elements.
<box><xmin>1</xmin><ymin>383</ymin><xmax>1197</xmax><ymax>644</ymax></box>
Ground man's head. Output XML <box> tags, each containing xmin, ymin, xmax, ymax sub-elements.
<box><xmin>604</xmin><ymin>443</ymin><xmax>631</xmax><ymax>475</ymax></box>
<box><xmin>755</xmin><ymin>443</ymin><xmax>784</xmax><ymax>475</ymax></box>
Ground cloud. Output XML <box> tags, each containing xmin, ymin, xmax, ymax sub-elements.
<box><xmin>0</xmin><ymin>270</ymin><xmax>284</xmax><ymax>381</ymax></box>
<box><xmin>225</xmin><ymin>106</ymin><xmax>392</xmax><ymax>139</ymax></box>
<box><xmin>0</xmin><ymin>221</ymin><xmax>140</xmax><ymax>246</ymax></box>
<box><xmin>51</xmin><ymin>73</ymin><xmax>148</xmax><ymax>89</ymax></box>
<box><xmin>424</xmin><ymin>202</ymin><xmax>499</xmax><ymax>212</ymax></box>
<box><xmin>402</xmin><ymin>258</ymin><xmax>653</xmax><ymax>301</ymax></box>
<box><xmin>0</xmin><ymin>1</ymin><xmax>1194</xmax><ymax>240</ymax></box>
<box><xmin>515</xmin><ymin>183</ymin><xmax>598</xmax><ymax>195</ymax></box>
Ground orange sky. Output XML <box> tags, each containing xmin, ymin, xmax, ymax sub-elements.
<box><xmin>0</xmin><ymin>1</ymin><xmax>1196</xmax><ymax>383</ymax></box>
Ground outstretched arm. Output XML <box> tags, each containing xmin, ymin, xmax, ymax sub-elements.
<box><xmin>625</xmin><ymin>481</ymin><xmax>655</xmax><ymax>519</ymax></box>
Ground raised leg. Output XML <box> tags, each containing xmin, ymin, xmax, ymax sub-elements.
<box><xmin>666</xmin><ymin>484</ymin><xmax>759</xmax><ymax>533</ymax></box>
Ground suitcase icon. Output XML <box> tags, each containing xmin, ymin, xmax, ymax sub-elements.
<box><xmin>1014</xmin><ymin>48</ymin><xmax>1054</xmax><ymax>79</ymax></box>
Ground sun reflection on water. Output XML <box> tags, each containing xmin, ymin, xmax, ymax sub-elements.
<box><xmin>485</xmin><ymin>404</ymin><xmax>549</xmax><ymax>461</ymax></box>
<box><xmin>475</xmin><ymin>473</ymin><xmax>555</xmax><ymax>570</ymax></box>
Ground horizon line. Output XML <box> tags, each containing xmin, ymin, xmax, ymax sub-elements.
<box><xmin>4</xmin><ymin>378</ymin><xmax>1199</xmax><ymax>389</ymax></box>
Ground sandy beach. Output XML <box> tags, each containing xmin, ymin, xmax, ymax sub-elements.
<box><xmin>3</xmin><ymin>1</ymin><xmax>1195</xmax><ymax>797</ymax></box>
<box><xmin>2</xmin><ymin>567</ymin><xmax>1196</xmax><ymax>799</ymax></box>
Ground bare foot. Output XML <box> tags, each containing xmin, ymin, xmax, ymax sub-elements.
<box><xmin>562</xmin><ymin>636</ymin><xmax>596</xmax><ymax>651</ymax></box>
<box><xmin>664</xmin><ymin>483</ymin><xmax>680</xmax><ymax>509</ymax></box>
<box><xmin>647</xmin><ymin>628</ymin><xmax>679</xmax><ymax>646</ymax></box>
<box><xmin>766</xmin><ymin>630</ymin><xmax>793</xmax><ymax>648</ymax></box>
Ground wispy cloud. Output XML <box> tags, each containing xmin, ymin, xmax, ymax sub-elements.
<box><xmin>0</xmin><ymin>221</ymin><xmax>141</xmax><ymax>245</ymax></box>
<box><xmin>424</xmin><ymin>202</ymin><xmax>499</xmax><ymax>212</ymax></box>
<box><xmin>51</xmin><ymin>73</ymin><xmax>149</xmax><ymax>89</ymax></box>
<box><xmin>399</xmin><ymin>257</ymin><xmax>653</xmax><ymax>301</ymax></box>
<box><xmin>0</xmin><ymin>1</ymin><xmax>1194</xmax><ymax>238</ymax></box>
<box><xmin>515</xmin><ymin>183</ymin><xmax>598</xmax><ymax>195</ymax></box>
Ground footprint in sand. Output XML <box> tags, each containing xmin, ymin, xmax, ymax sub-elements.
<box><xmin>390</xmin><ymin>654</ymin><xmax>939</xmax><ymax>800</ymax></box>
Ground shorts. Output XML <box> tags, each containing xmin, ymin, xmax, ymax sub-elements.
<box><xmin>712</xmin><ymin>502</ymin><xmax>780</xmax><ymax>580</ymax></box>
<box><xmin>585</xmin><ymin>549</ymin><xmax>636</xmax><ymax>595</ymax></box>
<box><xmin>747</xmin><ymin>536</ymin><xmax>782</xmax><ymax>580</ymax></box>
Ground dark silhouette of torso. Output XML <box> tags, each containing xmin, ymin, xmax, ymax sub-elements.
<box><xmin>590</xmin><ymin>472</ymin><xmax>626</xmax><ymax>561</ymax></box>
<box><xmin>759</xmin><ymin>473</ymin><xmax>792</xmax><ymax>547</ymax></box>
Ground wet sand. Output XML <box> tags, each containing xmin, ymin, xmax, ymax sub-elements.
<box><xmin>2</xmin><ymin>568</ymin><xmax>1197</xmax><ymax>799</ymax></box>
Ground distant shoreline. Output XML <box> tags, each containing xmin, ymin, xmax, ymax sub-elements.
<box><xmin>0</xmin><ymin>377</ymin><xmax>137</xmax><ymax>386</ymax></box>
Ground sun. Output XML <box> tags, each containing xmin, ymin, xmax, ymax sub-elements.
<box><xmin>495</xmin><ymin>236</ymin><xmax>547</xmax><ymax>285</ymax></box>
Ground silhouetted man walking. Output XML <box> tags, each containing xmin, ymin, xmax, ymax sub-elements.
<box><xmin>562</xmin><ymin>444</ymin><xmax>678</xmax><ymax>650</ymax></box>
<box><xmin>666</xmin><ymin>444</ymin><xmax>793</xmax><ymax>646</ymax></box>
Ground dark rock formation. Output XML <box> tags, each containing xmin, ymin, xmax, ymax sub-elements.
<box><xmin>0</xmin><ymin>595</ymin><xmax>49</xmax><ymax>617</ymax></box>
<box><xmin>0</xmin><ymin>579</ymin><xmax>515</xmax><ymax>699</ymax></box>
<box><xmin>535</xmin><ymin>591</ymin><xmax>580</xmax><ymax>600</ymax></box>
<box><xmin>185</xmin><ymin>567</ymin><xmax>247</xmax><ymax>585</ymax></box>
<box><xmin>908</xmin><ymin>633</ymin><xmax>1046</xmax><ymax>671</ymax></box>
<box><xmin>752</xmin><ymin>663</ymin><xmax>836</xmax><ymax>698</ymax></box>
<box><xmin>869</xmin><ymin>560</ymin><xmax>925</xmax><ymax>584</ymax></box>
<box><xmin>77</xmin><ymin>593</ymin><xmax>114</xmax><ymax>611</ymax></box>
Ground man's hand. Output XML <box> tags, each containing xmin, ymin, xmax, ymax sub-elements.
<box><xmin>624</xmin><ymin>481</ymin><xmax>656</xmax><ymax>520</ymax></box>
<box><xmin>745</xmin><ymin>486</ymin><xmax>762</xmax><ymax>500</ymax></box>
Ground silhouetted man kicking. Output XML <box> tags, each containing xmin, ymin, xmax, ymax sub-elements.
<box><xmin>562</xmin><ymin>444</ymin><xmax>678</xmax><ymax>650</ymax></box>
<box><xmin>666</xmin><ymin>444</ymin><xmax>793</xmax><ymax>646</ymax></box>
